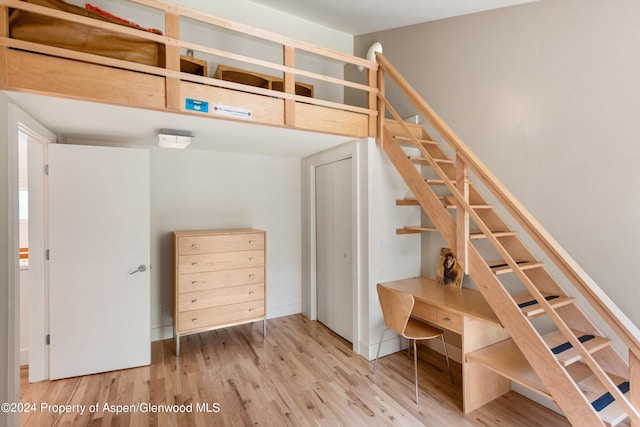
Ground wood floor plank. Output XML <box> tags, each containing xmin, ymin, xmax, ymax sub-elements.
<box><xmin>20</xmin><ymin>314</ymin><xmax>570</xmax><ymax>426</ymax></box>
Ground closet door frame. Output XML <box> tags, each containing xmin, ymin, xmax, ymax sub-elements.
<box><xmin>303</xmin><ymin>140</ymin><xmax>362</xmax><ymax>354</ymax></box>
<box><xmin>315</xmin><ymin>158</ymin><xmax>353</xmax><ymax>342</ymax></box>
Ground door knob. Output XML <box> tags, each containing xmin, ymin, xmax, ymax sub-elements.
<box><xmin>129</xmin><ymin>265</ymin><xmax>147</xmax><ymax>275</ymax></box>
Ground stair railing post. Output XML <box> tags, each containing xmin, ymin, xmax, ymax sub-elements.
<box><xmin>283</xmin><ymin>45</ymin><xmax>296</xmax><ymax>127</ymax></box>
<box><xmin>0</xmin><ymin>5</ymin><xmax>7</xmax><ymax>87</ymax></box>
<box><xmin>368</xmin><ymin>66</ymin><xmax>377</xmax><ymax>138</ymax></box>
<box><xmin>456</xmin><ymin>155</ymin><xmax>469</xmax><ymax>274</ymax></box>
<box><xmin>376</xmin><ymin>58</ymin><xmax>385</xmax><ymax>148</ymax></box>
<box><xmin>164</xmin><ymin>12</ymin><xmax>181</xmax><ymax>110</ymax></box>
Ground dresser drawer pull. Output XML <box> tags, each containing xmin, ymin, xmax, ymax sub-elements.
<box><xmin>442</xmin><ymin>317</ymin><xmax>452</xmax><ymax>323</ymax></box>
<box><xmin>191</xmin><ymin>262</ymin><xmax>198</xmax><ymax>266</ymax></box>
<box><xmin>191</xmin><ymin>318</ymin><xmax>198</xmax><ymax>322</ymax></box>
<box><xmin>191</xmin><ymin>299</ymin><xmax>198</xmax><ymax>303</ymax></box>
<box><xmin>249</xmin><ymin>240</ymin><xmax>255</xmax><ymax>244</ymax></box>
<box><xmin>249</xmin><ymin>257</ymin><xmax>255</xmax><ymax>261</ymax></box>
<box><xmin>249</xmin><ymin>308</ymin><xmax>254</xmax><ymax>312</ymax></box>
<box><xmin>191</xmin><ymin>243</ymin><xmax>199</xmax><ymax>248</ymax></box>
<box><xmin>249</xmin><ymin>291</ymin><xmax>255</xmax><ymax>295</ymax></box>
<box><xmin>191</xmin><ymin>280</ymin><xmax>198</xmax><ymax>285</ymax></box>
<box><xmin>249</xmin><ymin>274</ymin><xmax>255</xmax><ymax>278</ymax></box>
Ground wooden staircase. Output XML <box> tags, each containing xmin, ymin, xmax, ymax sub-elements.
<box><xmin>375</xmin><ymin>53</ymin><xmax>640</xmax><ymax>426</ymax></box>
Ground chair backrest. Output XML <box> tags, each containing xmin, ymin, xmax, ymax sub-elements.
<box><xmin>376</xmin><ymin>283</ymin><xmax>415</xmax><ymax>336</ymax></box>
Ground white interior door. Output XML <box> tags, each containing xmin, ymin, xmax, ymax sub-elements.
<box><xmin>316</xmin><ymin>158</ymin><xmax>353</xmax><ymax>342</ymax></box>
<box><xmin>26</xmin><ymin>137</ymin><xmax>45</xmax><ymax>382</ymax></box>
<box><xmin>48</xmin><ymin>144</ymin><xmax>150</xmax><ymax>380</ymax></box>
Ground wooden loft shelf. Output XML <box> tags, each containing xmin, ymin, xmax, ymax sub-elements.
<box><xmin>180</xmin><ymin>55</ymin><xmax>208</xmax><ymax>77</ymax></box>
<box><xmin>215</xmin><ymin>65</ymin><xmax>314</xmax><ymax>98</ymax></box>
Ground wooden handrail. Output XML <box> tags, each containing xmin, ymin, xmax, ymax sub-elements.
<box><xmin>375</xmin><ymin>51</ymin><xmax>640</xmax><ymax>358</ymax></box>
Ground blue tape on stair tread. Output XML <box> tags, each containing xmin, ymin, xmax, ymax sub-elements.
<box><xmin>591</xmin><ymin>382</ymin><xmax>630</xmax><ymax>412</ymax></box>
<box><xmin>550</xmin><ymin>334</ymin><xmax>595</xmax><ymax>354</ymax></box>
<box><xmin>517</xmin><ymin>295</ymin><xmax>560</xmax><ymax>309</ymax></box>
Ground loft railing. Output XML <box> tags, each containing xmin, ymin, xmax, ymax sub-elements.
<box><xmin>0</xmin><ymin>0</ymin><xmax>379</xmax><ymax>136</ymax></box>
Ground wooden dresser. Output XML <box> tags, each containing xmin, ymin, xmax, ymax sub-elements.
<box><xmin>173</xmin><ymin>229</ymin><xmax>266</xmax><ymax>355</ymax></box>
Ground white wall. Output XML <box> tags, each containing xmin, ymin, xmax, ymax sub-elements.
<box><xmin>150</xmin><ymin>147</ymin><xmax>301</xmax><ymax>339</ymax></box>
<box><xmin>64</xmin><ymin>0</ymin><xmax>353</xmax><ymax>102</ymax></box>
<box><xmin>71</xmin><ymin>0</ymin><xmax>353</xmax><ymax>53</ymax></box>
<box><xmin>354</xmin><ymin>1</ymin><xmax>640</xmax><ymax>329</ymax></box>
<box><xmin>301</xmin><ymin>138</ymin><xmax>420</xmax><ymax>360</ymax></box>
<box><xmin>353</xmin><ymin>0</ymin><xmax>640</xmax><ymax>410</ymax></box>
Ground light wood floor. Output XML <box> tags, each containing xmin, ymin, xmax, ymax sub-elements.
<box><xmin>20</xmin><ymin>314</ymin><xmax>570</xmax><ymax>426</ymax></box>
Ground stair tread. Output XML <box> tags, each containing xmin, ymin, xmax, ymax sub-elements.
<box><xmin>425</xmin><ymin>179</ymin><xmax>454</xmax><ymax>186</ymax></box>
<box><xmin>542</xmin><ymin>329</ymin><xmax>611</xmax><ymax>367</ymax></box>
<box><xmin>466</xmin><ymin>338</ymin><xmax>552</xmax><ymax>400</ymax></box>
<box><xmin>395</xmin><ymin>135</ymin><xmax>438</xmax><ymax>146</ymax></box>
<box><xmin>396</xmin><ymin>198</ymin><xmax>420</xmax><ymax>206</ymax></box>
<box><xmin>569</xmin><ymin>362</ymin><xmax>630</xmax><ymax>426</ymax></box>
<box><xmin>513</xmin><ymin>292</ymin><xmax>574</xmax><ymax>317</ymax></box>
<box><xmin>408</xmin><ymin>156</ymin><xmax>454</xmax><ymax>165</ymax></box>
<box><xmin>469</xmin><ymin>230</ymin><xmax>516</xmax><ymax>240</ymax></box>
<box><xmin>396</xmin><ymin>226</ymin><xmax>437</xmax><ymax>234</ymax></box>
<box><xmin>442</xmin><ymin>196</ymin><xmax>492</xmax><ymax>210</ymax></box>
<box><xmin>488</xmin><ymin>260</ymin><xmax>544</xmax><ymax>275</ymax></box>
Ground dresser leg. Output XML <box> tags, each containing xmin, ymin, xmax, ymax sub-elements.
<box><xmin>263</xmin><ymin>319</ymin><xmax>267</xmax><ymax>338</ymax></box>
<box><xmin>175</xmin><ymin>335</ymin><xmax>181</xmax><ymax>357</ymax></box>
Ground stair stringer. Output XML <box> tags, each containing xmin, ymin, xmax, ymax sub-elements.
<box><xmin>381</xmin><ymin>127</ymin><xmax>455</xmax><ymax>246</ymax></box>
<box><xmin>466</xmin><ymin>243</ymin><xmax>604</xmax><ymax>424</ymax></box>
<box><xmin>380</xmin><ymin>129</ymin><xmax>608</xmax><ymax>425</ymax></box>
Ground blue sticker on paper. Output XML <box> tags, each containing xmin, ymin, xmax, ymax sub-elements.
<box><xmin>186</xmin><ymin>98</ymin><xmax>209</xmax><ymax>113</ymax></box>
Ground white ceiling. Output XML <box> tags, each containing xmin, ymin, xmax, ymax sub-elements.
<box><xmin>249</xmin><ymin>0</ymin><xmax>537</xmax><ymax>35</ymax></box>
<box><xmin>5</xmin><ymin>92</ymin><xmax>353</xmax><ymax>158</ymax></box>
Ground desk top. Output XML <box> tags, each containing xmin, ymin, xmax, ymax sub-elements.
<box><xmin>380</xmin><ymin>277</ymin><xmax>503</xmax><ymax>328</ymax></box>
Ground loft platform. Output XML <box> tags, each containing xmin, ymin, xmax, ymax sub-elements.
<box><xmin>0</xmin><ymin>0</ymin><xmax>378</xmax><ymax>139</ymax></box>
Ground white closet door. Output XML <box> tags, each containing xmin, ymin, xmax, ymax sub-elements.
<box><xmin>316</xmin><ymin>158</ymin><xmax>352</xmax><ymax>342</ymax></box>
<box><xmin>48</xmin><ymin>144</ymin><xmax>150</xmax><ymax>380</ymax></box>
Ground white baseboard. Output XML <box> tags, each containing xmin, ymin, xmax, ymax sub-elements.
<box><xmin>361</xmin><ymin>333</ymin><xmax>407</xmax><ymax>361</ymax></box>
<box><xmin>20</xmin><ymin>348</ymin><xmax>28</xmax><ymax>366</ymax></box>
<box><xmin>151</xmin><ymin>325</ymin><xmax>174</xmax><ymax>342</ymax></box>
<box><xmin>267</xmin><ymin>303</ymin><xmax>301</xmax><ymax>319</ymax></box>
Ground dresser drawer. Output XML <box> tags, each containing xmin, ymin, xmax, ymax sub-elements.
<box><xmin>412</xmin><ymin>301</ymin><xmax>437</xmax><ymax>323</ymax></box>
<box><xmin>178</xmin><ymin>267</ymin><xmax>264</xmax><ymax>293</ymax></box>
<box><xmin>178</xmin><ymin>233</ymin><xmax>264</xmax><ymax>255</ymax></box>
<box><xmin>178</xmin><ymin>250</ymin><xmax>264</xmax><ymax>274</ymax></box>
<box><xmin>178</xmin><ymin>299</ymin><xmax>265</xmax><ymax>332</ymax></box>
<box><xmin>179</xmin><ymin>284</ymin><xmax>265</xmax><ymax>311</ymax></box>
<box><xmin>436</xmin><ymin>309</ymin><xmax>462</xmax><ymax>333</ymax></box>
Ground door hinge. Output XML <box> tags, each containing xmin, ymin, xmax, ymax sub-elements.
<box><xmin>44</xmin><ymin>164</ymin><xmax>49</xmax><ymax>176</ymax></box>
<box><xmin>45</xmin><ymin>334</ymin><xmax>50</xmax><ymax>345</ymax></box>
<box><xmin>45</xmin><ymin>249</ymin><xmax>50</xmax><ymax>260</ymax></box>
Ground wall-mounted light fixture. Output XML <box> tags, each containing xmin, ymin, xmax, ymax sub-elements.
<box><xmin>358</xmin><ymin>42</ymin><xmax>383</xmax><ymax>72</ymax></box>
<box><xmin>158</xmin><ymin>128</ymin><xmax>193</xmax><ymax>149</ymax></box>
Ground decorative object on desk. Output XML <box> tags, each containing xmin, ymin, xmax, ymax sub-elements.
<box><xmin>436</xmin><ymin>247</ymin><xmax>463</xmax><ymax>288</ymax></box>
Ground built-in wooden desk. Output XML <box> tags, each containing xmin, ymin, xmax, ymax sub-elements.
<box><xmin>380</xmin><ymin>277</ymin><xmax>511</xmax><ymax>413</ymax></box>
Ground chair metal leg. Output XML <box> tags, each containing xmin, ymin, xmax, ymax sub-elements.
<box><xmin>413</xmin><ymin>339</ymin><xmax>419</xmax><ymax>404</ymax></box>
<box><xmin>372</xmin><ymin>328</ymin><xmax>388</xmax><ymax>375</ymax></box>
<box><xmin>441</xmin><ymin>334</ymin><xmax>454</xmax><ymax>384</ymax></box>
